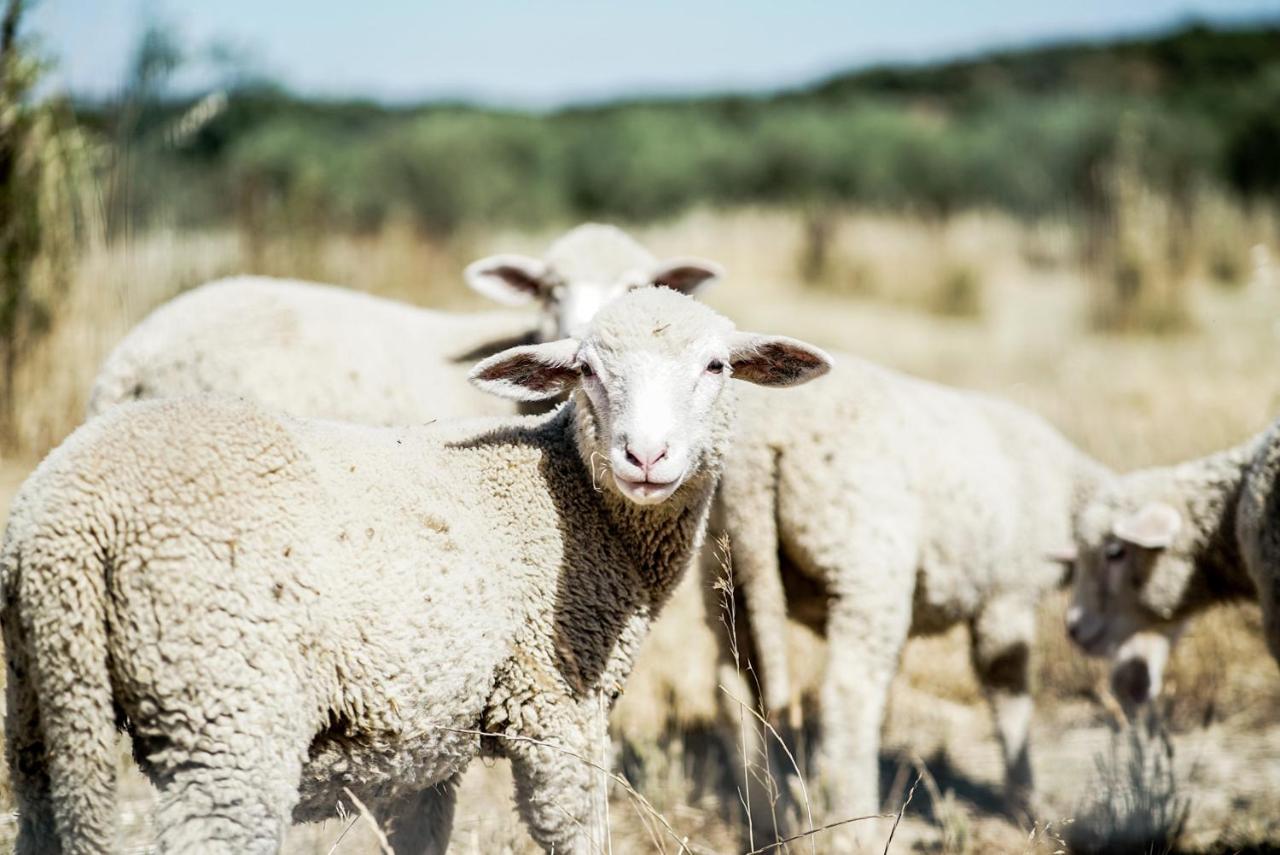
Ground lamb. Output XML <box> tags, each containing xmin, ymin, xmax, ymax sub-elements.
<box><xmin>1064</xmin><ymin>418</ymin><xmax>1280</xmax><ymax>687</ymax></box>
<box><xmin>717</xmin><ymin>354</ymin><xmax>1110</xmax><ymax>836</ymax></box>
<box><xmin>1</xmin><ymin>287</ymin><xmax>830</xmax><ymax>855</ymax></box>
<box><xmin>87</xmin><ymin>223</ymin><xmax>722</xmax><ymax>423</ymax></box>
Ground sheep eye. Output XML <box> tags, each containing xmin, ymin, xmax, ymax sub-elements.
<box><xmin>580</xmin><ymin>363</ymin><xmax>594</xmax><ymax>378</ymax></box>
<box><xmin>706</xmin><ymin>359</ymin><xmax>725</xmax><ymax>374</ymax></box>
<box><xmin>1104</xmin><ymin>541</ymin><xmax>1127</xmax><ymax>562</ymax></box>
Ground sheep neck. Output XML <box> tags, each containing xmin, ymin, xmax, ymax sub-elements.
<box><xmin>564</xmin><ymin>387</ymin><xmax>732</xmax><ymax>603</ymax></box>
<box><xmin>504</xmin><ymin>391</ymin><xmax>730</xmax><ymax>703</ymax></box>
<box><xmin>1177</xmin><ymin>438</ymin><xmax>1258</xmax><ymax>607</ymax></box>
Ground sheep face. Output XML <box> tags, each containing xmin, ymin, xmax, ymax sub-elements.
<box><xmin>470</xmin><ymin>287</ymin><xmax>830</xmax><ymax>506</ymax></box>
<box><xmin>465</xmin><ymin>224</ymin><xmax>723</xmax><ymax>340</ymax></box>
<box><xmin>1065</xmin><ymin>485</ymin><xmax>1188</xmax><ymax>658</ymax></box>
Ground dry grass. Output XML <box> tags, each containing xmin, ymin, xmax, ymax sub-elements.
<box><xmin>1</xmin><ymin>205</ymin><xmax>1279</xmax><ymax>852</ymax></box>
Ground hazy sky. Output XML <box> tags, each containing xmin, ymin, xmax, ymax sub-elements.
<box><xmin>27</xmin><ymin>0</ymin><xmax>1280</xmax><ymax>107</ymax></box>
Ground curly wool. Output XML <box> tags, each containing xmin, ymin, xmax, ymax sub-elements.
<box><xmin>88</xmin><ymin>224</ymin><xmax>720</xmax><ymax>427</ymax></box>
<box><xmin>86</xmin><ymin>276</ymin><xmax>534</xmax><ymax>425</ymax></box>
<box><xmin>2</xmin><ymin>290</ymin><xmax>750</xmax><ymax>855</ymax></box>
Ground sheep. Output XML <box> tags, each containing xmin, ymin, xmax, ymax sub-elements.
<box><xmin>1</xmin><ymin>286</ymin><xmax>830</xmax><ymax>855</ymax></box>
<box><xmin>714</xmin><ymin>354</ymin><xmax>1110</xmax><ymax>838</ymax></box>
<box><xmin>87</xmin><ymin>223</ymin><xmax>722</xmax><ymax>423</ymax></box>
<box><xmin>1064</xmin><ymin>418</ymin><xmax>1280</xmax><ymax>690</ymax></box>
<box><xmin>86</xmin><ymin>276</ymin><xmax>530</xmax><ymax>423</ymax></box>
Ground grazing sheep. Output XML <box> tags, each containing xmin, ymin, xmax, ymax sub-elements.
<box><xmin>717</xmin><ymin>355</ymin><xmax>1108</xmax><ymax>834</ymax></box>
<box><xmin>88</xmin><ymin>223</ymin><xmax>722</xmax><ymax>423</ymax></box>
<box><xmin>1</xmin><ymin>287</ymin><xmax>830</xmax><ymax>855</ymax></box>
<box><xmin>1064</xmin><ymin>419</ymin><xmax>1280</xmax><ymax>684</ymax></box>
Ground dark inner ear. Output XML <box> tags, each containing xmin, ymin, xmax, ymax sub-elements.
<box><xmin>652</xmin><ymin>265</ymin><xmax>714</xmax><ymax>293</ymax></box>
<box><xmin>487</xmin><ymin>266</ymin><xmax>546</xmax><ymax>298</ymax></box>
<box><xmin>473</xmin><ymin>352</ymin><xmax>574</xmax><ymax>393</ymax></box>
<box><xmin>732</xmin><ymin>341</ymin><xmax>829</xmax><ymax>385</ymax></box>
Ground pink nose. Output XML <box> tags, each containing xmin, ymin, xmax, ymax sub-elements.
<box><xmin>625</xmin><ymin>443</ymin><xmax>668</xmax><ymax>475</ymax></box>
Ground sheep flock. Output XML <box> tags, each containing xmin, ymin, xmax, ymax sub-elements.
<box><xmin>2</xmin><ymin>223</ymin><xmax>1277</xmax><ymax>854</ymax></box>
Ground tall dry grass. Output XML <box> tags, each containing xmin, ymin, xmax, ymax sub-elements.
<box><xmin>0</xmin><ymin>223</ymin><xmax>498</xmax><ymax>459</ymax></box>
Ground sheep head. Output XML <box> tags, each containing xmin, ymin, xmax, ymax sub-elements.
<box><xmin>470</xmin><ymin>286</ymin><xmax>830</xmax><ymax>506</ymax></box>
<box><xmin>1064</xmin><ymin>473</ymin><xmax>1192</xmax><ymax>658</ymax></box>
<box><xmin>465</xmin><ymin>223</ymin><xmax>723</xmax><ymax>341</ymax></box>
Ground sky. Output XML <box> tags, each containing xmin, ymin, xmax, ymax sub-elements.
<box><xmin>27</xmin><ymin>0</ymin><xmax>1280</xmax><ymax>107</ymax></box>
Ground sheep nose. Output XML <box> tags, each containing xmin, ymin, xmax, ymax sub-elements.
<box><xmin>1066</xmin><ymin>611</ymin><xmax>1094</xmax><ymax>649</ymax></box>
<box><xmin>1067</xmin><ymin>619</ymin><xmax>1084</xmax><ymax>645</ymax></box>
<box><xmin>625</xmin><ymin>443</ymin><xmax>668</xmax><ymax>475</ymax></box>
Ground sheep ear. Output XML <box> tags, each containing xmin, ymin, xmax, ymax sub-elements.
<box><xmin>469</xmin><ymin>339</ymin><xmax>580</xmax><ymax>401</ymax></box>
<box><xmin>728</xmin><ymin>333</ymin><xmax>832</xmax><ymax>388</ymax></box>
<box><xmin>649</xmin><ymin>258</ymin><xmax>724</xmax><ymax>295</ymax></box>
<box><xmin>465</xmin><ymin>254</ymin><xmax>550</xmax><ymax>306</ymax></box>
<box><xmin>1113</xmin><ymin>502</ymin><xmax>1182</xmax><ymax>550</ymax></box>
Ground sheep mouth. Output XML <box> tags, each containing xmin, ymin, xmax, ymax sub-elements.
<box><xmin>1072</xmin><ymin>623</ymin><xmax>1110</xmax><ymax>656</ymax></box>
<box><xmin>613</xmin><ymin>473</ymin><xmax>682</xmax><ymax>504</ymax></box>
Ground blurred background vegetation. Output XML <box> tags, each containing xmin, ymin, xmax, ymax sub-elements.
<box><xmin>71</xmin><ymin>21</ymin><xmax>1280</xmax><ymax>238</ymax></box>
<box><xmin>4</xmin><ymin>5</ymin><xmax>1280</xmax><ymax>452</ymax></box>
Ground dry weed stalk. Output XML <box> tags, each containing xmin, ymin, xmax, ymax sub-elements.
<box><xmin>881</xmin><ymin>772</ymin><xmax>921</xmax><ymax>854</ymax></box>
<box><xmin>339</xmin><ymin>788</ymin><xmax>393</xmax><ymax>855</ymax></box>
<box><xmin>714</xmin><ymin>534</ymin><xmax>905</xmax><ymax>855</ymax></box>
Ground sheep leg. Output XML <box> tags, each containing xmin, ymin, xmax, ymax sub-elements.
<box><xmin>718</xmin><ymin>452</ymin><xmax>792</xmax><ymax>716</ymax></box>
<box><xmin>507</xmin><ymin>704</ymin><xmax>610</xmax><ymax>854</ymax></box>
<box><xmin>4</xmin><ymin>615</ymin><xmax>60</xmax><ymax>855</ymax></box>
<box><xmin>147</xmin><ymin>685</ymin><xmax>307</xmax><ymax>855</ymax></box>
<box><xmin>708</xmin><ymin>586</ymin><xmax>788</xmax><ymax>850</ymax></box>
<box><xmin>816</xmin><ymin>545</ymin><xmax>916</xmax><ymax>851</ymax></box>
<box><xmin>383</xmin><ymin>775</ymin><xmax>461</xmax><ymax>855</ymax></box>
<box><xmin>1252</xmin><ymin>514</ymin><xmax>1280</xmax><ymax>670</ymax></box>
<box><xmin>5</xmin><ymin>549</ymin><xmax>119</xmax><ymax>855</ymax></box>
<box><xmin>152</xmin><ymin>732</ymin><xmax>302</xmax><ymax>854</ymax></box>
<box><xmin>969</xmin><ymin>596</ymin><xmax>1037</xmax><ymax>818</ymax></box>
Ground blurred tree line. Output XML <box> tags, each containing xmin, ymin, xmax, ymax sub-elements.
<box><xmin>0</xmin><ymin>0</ymin><xmax>93</xmax><ymax>441</ymax></box>
<box><xmin>61</xmin><ymin>19</ymin><xmax>1280</xmax><ymax>239</ymax></box>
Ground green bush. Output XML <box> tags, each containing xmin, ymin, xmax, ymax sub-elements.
<box><xmin>77</xmin><ymin>21</ymin><xmax>1280</xmax><ymax>237</ymax></box>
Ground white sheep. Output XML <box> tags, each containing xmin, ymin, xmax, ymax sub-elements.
<box><xmin>1</xmin><ymin>287</ymin><xmax>830</xmax><ymax>855</ymax></box>
<box><xmin>88</xmin><ymin>223</ymin><xmax>722</xmax><ymax>423</ymax></box>
<box><xmin>716</xmin><ymin>354</ymin><xmax>1109</xmax><ymax>837</ymax></box>
<box><xmin>1064</xmin><ymin>418</ymin><xmax>1280</xmax><ymax>689</ymax></box>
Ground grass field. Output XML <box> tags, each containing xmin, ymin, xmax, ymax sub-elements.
<box><xmin>1</xmin><ymin>207</ymin><xmax>1278</xmax><ymax>852</ymax></box>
